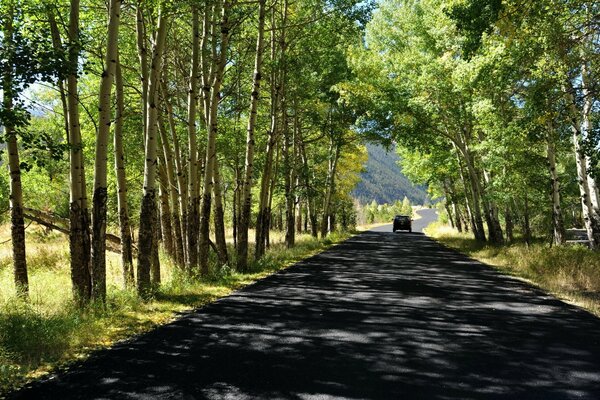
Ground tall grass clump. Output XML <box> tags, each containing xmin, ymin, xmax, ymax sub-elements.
<box><xmin>0</xmin><ymin>224</ymin><xmax>353</xmax><ymax>394</ymax></box>
<box><xmin>427</xmin><ymin>222</ymin><xmax>600</xmax><ymax>316</ymax></box>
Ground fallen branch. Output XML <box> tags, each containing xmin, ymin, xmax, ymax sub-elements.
<box><xmin>22</xmin><ymin>207</ymin><xmax>134</xmax><ymax>254</ymax></box>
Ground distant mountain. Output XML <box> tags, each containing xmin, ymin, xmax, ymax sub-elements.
<box><xmin>352</xmin><ymin>143</ymin><xmax>429</xmax><ymax>205</ymax></box>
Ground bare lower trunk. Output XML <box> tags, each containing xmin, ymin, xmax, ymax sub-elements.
<box><xmin>164</xmin><ymin>97</ymin><xmax>188</xmax><ymax>265</ymax></box>
<box><xmin>213</xmin><ymin>159</ymin><xmax>229</xmax><ymax>266</ymax></box>
<box><xmin>158</xmin><ymin>161</ymin><xmax>174</xmax><ymax>257</ymax></box>
<box><xmin>505</xmin><ymin>206</ymin><xmax>514</xmax><ymax>244</ymax></box>
<box><xmin>547</xmin><ymin>126</ymin><xmax>565</xmax><ymax>245</ymax></box>
<box><xmin>137</xmin><ymin>193</ymin><xmax>155</xmax><ymax>297</ymax></box>
<box><xmin>522</xmin><ymin>196</ymin><xmax>532</xmax><ymax>247</ymax></box>
<box><xmin>151</xmin><ymin>204</ymin><xmax>161</xmax><ymax>287</ymax></box>
<box><xmin>320</xmin><ymin>142</ymin><xmax>339</xmax><ymax>238</ymax></box>
<box><xmin>158</xmin><ymin>115</ymin><xmax>184</xmax><ymax>267</ymax></box>
<box><xmin>8</xmin><ymin>137</ymin><xmax>28</xmax><ymax>295</ymax></box>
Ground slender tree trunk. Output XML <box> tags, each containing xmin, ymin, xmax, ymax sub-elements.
<box><xmin>91</xmin><ymin>0</ymin><xmax>121</xmax><ymax>303</ymax></box>
<box><xmin>2</xmin><ymin>5</ymin><xmax>28</xmax><ymax>295</ymax></box>
<box><xmin>164</xmin><ymin>93</ymin><xmax>188</xmax><ymax>265</ymax></box>
<box><xmin>67</xmin><ymin>0</ymin><xmax>92</xmax><ymax>304</ymax></box>
<box><xmin>213</xmin><ymin>158</ymin><xmax>229</xmax><ymax>265</ymax></box>
<box><xmin>137</xmin><ymin>10</ymin><xmax>167</xmax><ymax>298</ymax></box>
<box><xmin>267</xmin><ymin>142</ymin><xmax>281</xmax><ymax>247</ymax></box>
<box><xmin>522</xmin><ymin>196</ymin><xmax>532</xmax><ymax>247</ymax></box>
<box><xmin>151</xmin><ymin>203</ymin><xmax>161</xmax><ymax>287</ymax></box>
<box><xmin>299</xmin><ymin>136</ymin><xmax>318</xmax><ymax>238</ymax></box>
<box><xmin>296</xmin><ymin>197</ymin><xmax>303</xmax><ymax>234</ymax></box>
<box><xmin>238</xmin><ymin>0</ymin><xmax>266</xmax><ymax>271</ymax></box>
<box><xmin>505</xmin><ymin>206</ymin><xmax>514</xmax><ymax>244</ymax></box>
<box><xmin>455</xmin><ymin>151</ymin><xmax>477</xmax><ymax>237</ymax></box>
<box><xmin>199</xmin><ymin>0</ymin><xmax>231</xmax><ymax>275</ymax></box>
<box><xmin>321</xmin><ymin>139</ymin><xmax>340</xmax><ymax>238</ymax></box>
<box><xmin>546</xmin><ymin>123</ymin><xmax>566</xmax><ymax>245</ymax></box>
<box><xmin>47</xmin><ymin>6</ymin><xmax>70</xmax><ymax>142</ymax></box>
<box><xmin>158</xmin><ymin>160</ymin><xmax>174</xmax><ymax>257</ymax></box>
<box><xmin>256</xmin><ymin>4</ymin><xmax>281</xmax><ymax>260</ymax></box>
<box><xmin>158</xmin><ymin>115</ymin><xmax>184</xmax><ymax>267</ymax></box>
<box><xmin>186</xmin><ymin>6</ymin><xmax>201</xmax><ymax>269</ymax></box>
<box><xmin>114</xmin><ymin>56</ymin><xmax>134</xmax><ymax>287</ymax></box>
<box><xmin>136</xmin><ymin>2</ymin><xmax>148</xmax><ymax>140</ymax></box>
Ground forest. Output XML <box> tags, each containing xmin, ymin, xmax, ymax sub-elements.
<box><xmin>342</xmin><ymin>0</ymin><xmax>599</xmax><ymax>248</ymax></box>
<box><xmin>0</xmin><ymin>0</ymin><xmax>599</xmax><ymax>390</ymax></box>
<box><xmin>0</xmin><ymin>0</ymin><xmax>371</xmax><ymax>304</ymax></box>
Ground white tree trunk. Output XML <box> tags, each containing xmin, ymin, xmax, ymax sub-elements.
<box><xmin>91</xmin><ymin>0</ymin><xmax>121</xmax><ymax>303</ymax></box>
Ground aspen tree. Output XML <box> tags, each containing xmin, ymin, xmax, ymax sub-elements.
<box><xmin>137</xmin><ymin>9</ymin><xmax>168</xmax><ymax>297</ymax></box>
<box><xmin>238</xmin><ymin>0</ymin><xmax>267</xmax><ymax>271</ymax></box>
<box><xmin>91</xmin><ymin>0</ymin><xmax>121</xmax><ymax>303</ymax></box>
<box><xmin>67</xmin><ymin>0</ymin><xmax>92</xmax><ymax>303</ymax></box>
<box><xmin>199</xmin><ymin>0</ymin><xmax>230</xmax><ymax>275</ymax></box>
<box><xmin>2</xmin><ymin>2</ymin><xmax>28</xmax><ymax>295</ymax></box>
<box><xmin>186</xmin><ymin>5</ymin><xmax>201</xmax><ymax>269</ymax></box>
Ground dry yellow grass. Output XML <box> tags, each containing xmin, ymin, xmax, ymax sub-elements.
<box><xmin>427</xmin><ymin>222</ymin><xmax>600</xmax><ymax>317</ymax></box>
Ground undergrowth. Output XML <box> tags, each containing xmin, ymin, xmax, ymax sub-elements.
<box><xmin>427</xmin><ymin>222</ymin><xmax>600</xmax><ymax>317</ymax></box>
<box><xmin>0</xmin><ymin>225</ymin><xmax>351</xmax><ymax>395</ymax></box>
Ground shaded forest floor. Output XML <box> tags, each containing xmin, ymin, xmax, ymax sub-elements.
<box><xmin>0</xmin><ymin>224</ymin><xmax>353</xmax><ymax>395</ymax></box>
<box><xmin>427</xmin><ymin>223</ymin><xmax>600</xmax><ymax>318</ymax></box>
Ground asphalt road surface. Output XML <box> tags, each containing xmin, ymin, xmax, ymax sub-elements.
<box><xmin>10</xmin><ymin>209</ymin><xmax>600</xmax><ymax>399</ymax></box>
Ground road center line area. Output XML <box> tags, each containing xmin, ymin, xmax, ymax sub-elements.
<box><xmin>10</xmin><ymin>210</ymin><xmax>600</xmax><ymax>399</ymax></box>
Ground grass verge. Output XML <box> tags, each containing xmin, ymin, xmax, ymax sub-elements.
<box><xmin>0</xmin><ymin>226</ymin><xmax>352</xmax><ymax>395</ymax></box>
<box><xmin>426</xmin><ymin>222</ymin><xmax>600</xmax><ymax>317</ymax></box>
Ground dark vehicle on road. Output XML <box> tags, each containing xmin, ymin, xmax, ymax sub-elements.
<box><xmin>393</xmin><ymin>215</ymin><xmax>412</xmax><ymax>233</ymax></box>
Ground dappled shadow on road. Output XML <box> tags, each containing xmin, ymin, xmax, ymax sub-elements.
<box><xmin>10</xmin><ymin>232</ymin><xmax>600</xmax><ymax>399</ymax></box>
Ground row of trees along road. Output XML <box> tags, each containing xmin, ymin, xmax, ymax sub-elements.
<box><xmin>0</xmin><ymin>0</ymin><xmax>370</xmax><ymax>303</ymax></box>
<box><xmin>340</xmin><ymin>0</ymin><xmax>599</xmax><ymax>247</ymax></box>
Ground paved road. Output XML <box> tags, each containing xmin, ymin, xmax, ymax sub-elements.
<box><xmin>10</xmin><ymin>209</ymin><xmax>600</xmax><ymax>399</ymax></box>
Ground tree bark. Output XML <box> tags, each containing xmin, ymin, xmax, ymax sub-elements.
<box><xmin>158</xmin><ymin>159</ymin><xmax>174</xmax><ymax>257</ymax></box>
<box><xmin>238</xmin><ymin>0</ymin><xmax>266</xmax><ymax>271</ymax></box>
<box><xmin>213</xmin><ymin>158</ymin><xmax>229</xmax><ymax>266</ymax></box>
<box><xmin>114</xmin><ymin>56</ymin><xmax>134</xmax><ymax>287</ymax></box>
<box><xmin>321</xmin><ymin>138</ymin><xmax>340</xmax><ymax>238</ymax></box>
<box><xmin>546</xmin><ymin>123</ymin><xmax>565</xmax><ymax>245</ymax></box>
<box><xmin>255</xmin><ymin>3</ymin><xmax>280</xmax><ymax>260</ymax></box>
<box><xmin>186</xmin><ymin>6</ymin><xmax>201</xmax><ymax>269</ymax></box>
<box><xmin>67</xmin><ymin>0</ymin><xmax>92</xmax><ymax>304</ymax></box>
<box><xmin>91</xmin><ymin>0</ymin><xmax>121</xmax><ymax>303</ymax></box>
<box><xmin>158</xmin><ymin>115</ymin><xmax>184</xmax><ymax>267</ymax></box>
<box><xmin>136</xmin><ymin>2</ymin><xmax>148</xmax><ymax>140</ymax></box>
<box><xmin>2</xmin><ymin>4</ymin><xmax>28</xmax><ymax>295</ymax></box>
<box><xmin>163</xmin><ymin>91</ymin><xmax>188</xmax><ymax>265</ymax></box>
<box><xmin>199</xmin><ymin>0</ymin><xmax>231</xmax><ymax>275</ymax></box>
<box><xmin>137</xmin><ymin>10</ymin><xmax>167</xmax><ymax>298</ymax></box>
